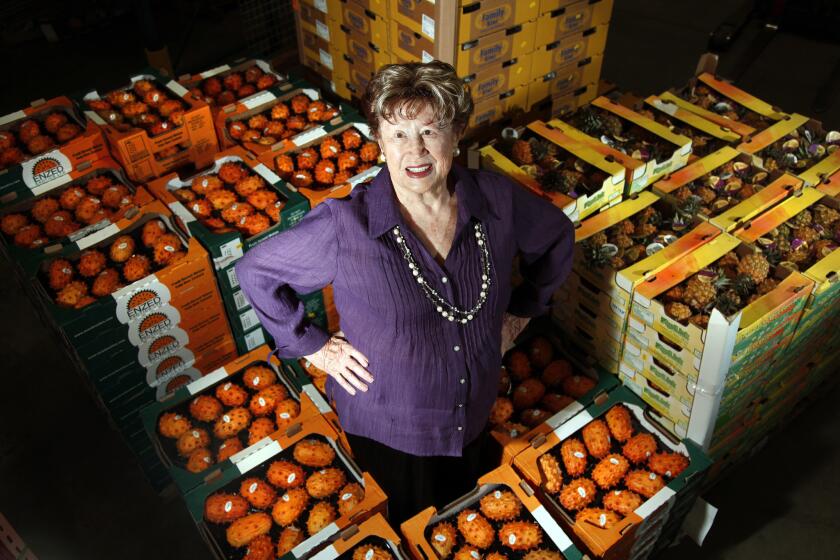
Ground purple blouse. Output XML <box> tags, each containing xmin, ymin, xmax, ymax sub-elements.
<box><xmin>235</xmin><ymin>163</ymin><xmax>574</xmax><ymax>456</ymax></box>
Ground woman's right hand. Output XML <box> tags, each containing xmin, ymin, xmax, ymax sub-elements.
<box><xmin>304</xmin><ymin>335</ymin><xmax>374</xmax><ymax>396</ymax></box>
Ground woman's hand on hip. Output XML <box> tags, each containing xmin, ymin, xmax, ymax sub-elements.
<box><xmin>304</xmin><ymin>335</ymin><xmax>373</xmax><ymax>396</ymax></box>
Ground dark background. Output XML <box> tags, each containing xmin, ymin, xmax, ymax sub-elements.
<box><xmin>2</xmin><ymin>1</ymin><xmax>840</xmax><ymax>558</ymax></box>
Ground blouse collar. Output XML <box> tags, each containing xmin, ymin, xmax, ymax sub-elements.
<box><xmin>365</xmin><ymin>163</ymin><xmax>493</xmax><ymax>239</ymax></box>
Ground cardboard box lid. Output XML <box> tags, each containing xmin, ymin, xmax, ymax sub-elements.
<box><xmin>645</xmin><ymin>94</ymin><xmax>741</xmax><ymax>143</ymax></box>
<box><xmin>657</xmin><ymin>91</ymin><xmax>756</xmax><ymax>138</ymax></box>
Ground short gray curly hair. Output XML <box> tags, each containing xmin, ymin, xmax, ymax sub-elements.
<box><xmin>363</xmin><ymin>61</ymin><xmax>474</xmax><ymax>139</ymax></box>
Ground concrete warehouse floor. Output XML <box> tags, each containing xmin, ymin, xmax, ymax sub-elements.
<box><xmin>2</xmin><ymin>1</ymin><xmax>840</xmax><ymax>559</ymax></box>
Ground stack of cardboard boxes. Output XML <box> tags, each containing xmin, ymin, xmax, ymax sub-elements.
<box><xmin>294</xmin><ymin>0</ymin><xmax>613</xmax><ymax>133</ymax></box>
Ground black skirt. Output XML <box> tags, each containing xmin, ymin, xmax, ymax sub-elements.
<box><xmin>345</xmin><ymin>431</ymin><xmax>490</xmax><ymax>527</ymax></box>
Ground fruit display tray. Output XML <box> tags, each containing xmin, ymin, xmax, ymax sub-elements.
<box><xmin>271</xmin><ymin>122</ymin><xmax>384</xmax><ymax>208</ymax></box>
<box><xmin>180</xmin><ymin>58</ymin><xmax>286</xmax><ymax>110</ymax></box>
<box><xmin>141</xmin><ymin>345</ymin><xmax>338</xmax><ymax>494</ymax></box>
<box><xmin>0</xmin><ymin>96</ymin><xmax>109</xmax><ymax>205</ymax></box>
<box><xmin>551</xmin><ymin>96</ymin><xmax>692</xmax><ymax>196</ymax></box>
<box><xmin>673</xmin><ymin>73</ymin><xmax>788</xmax><ymax>135</ymax></box>
<box><xmin>401</xmin><ymin>464</ymin><xmax>585</xmax><ymax>560</ymax></box>
<box><xmin>642</xmin><ymin>93</ymin><xmax>742</xmax><ymax>159</ymax></box>
<box><xmin>307</xmin><ymin>514</ymin><xmax>409</xmax><ymax>560</ymax></box>
<box><xmin>183</xmin><ymin>414</ymin><xmax>387</xmax><ymax>560</ymax></box>
<box><xmin>652</xmin><ymin>146</ymin><xmax>804</xmax><ymax>232</ymax></box>
<box><xmin>0</xmin><ymin>158</ymin><xmax>154</xmax><ymax>269</ymax></box>
<box><xmin>479</xmin><ymin>120</ymin><xmax>626</xmax><ymax>223</ymax></box>
<box><xmin>491</xmin><ymin>327</ymin><xmax>618</xmax><ymax>464</ymax></box>
<box><xmin>511</xmin><ymin>386</ymin><xmax>710</xmax><ymax>560</ymax></box>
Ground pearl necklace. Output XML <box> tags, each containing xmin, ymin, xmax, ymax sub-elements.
<box><xmin>392</xmin><ymin>222</ymin><xmax>492</xmax><ymax>324</ymax></box>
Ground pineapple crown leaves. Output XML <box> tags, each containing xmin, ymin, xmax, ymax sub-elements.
<box><xmin>537</xmin><ymin>168</ymin><xmax>573</xmax><ymax>194</ymax></box>
<box><xmin>581</xmin><ymin>240</ymin><xmax>615</xmax><ymax>268</ymax></box>
<box><xmin>734</xmin><ymin>274</ymin><xmax>756</xmax><ymax>298</ymax></box>
<box><xmin>714</xmin><ymin>290</ymin><xmax>742</xmax><ymax>316</ymax></box>
<box><xmin>572</xmin><ymin>107</ymin><xmax>604</xmax><ymax>136</ymax></box>
<box><xmin>678</xmin><ymin>195</ymin><xmax>703</xmax><ymax>219</ymax></box>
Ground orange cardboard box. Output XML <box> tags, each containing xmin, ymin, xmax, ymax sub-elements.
<box><xmin>0</xmin><ymin>96</ymin><xmax>109</xmax><ymax>206</ymax></box>
<box><xmin>82</xmin><ymin>72</ymin><xmax>219</xmax><ymax>183</ymax></box>
<box><xmin>401</xmin><ymin>464</ymin><xmax>585</xmax><ymax>560</ymax></box>
<box><xmin>177</xmin><ymin>58</ymin><xmax>287</xmax><ymax>113</ymax></box>
<box><xmin>183</xmin><ymin>413</ymin><xmax>387</xmax><ymax>560</ymax></box>
<box><xmin>315</xmin><ymin>514</ymin><xmax>409</xmax><ymax>560</ymax></box>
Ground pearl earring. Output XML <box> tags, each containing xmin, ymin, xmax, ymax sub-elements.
<box><xmin>453</xmin><ymin>147</ymin><xmax>460</xmax><ymax>157</ymax></box>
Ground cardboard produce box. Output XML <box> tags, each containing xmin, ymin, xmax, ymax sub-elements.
<box><xmin>401</xmin><ymin>464</ymin><xmax>585</xmax><ymax>560</ymax></box>
<box><xmin>335</xmin><ymin>0</ymin><xmax>390</xmax><ymax>47</ymax></box>
<box><xmin>214</xmin><ymin>82</ymin><xmax>354</xmax><ymax>156</ymax></box>
<box><xmin>672</xmin><ymin>72</ymin><xmax>788</xmax><ymax>135</ymax></box>
<box><xmin>550</xmin><ymin>96</ymin><xmax>692</xmax><ymax>195</ymax></box>
<box><xmin>467</xmin><ymin>85</ymin><xmax>529</xmax><ymax>131</ymax></box>
<box><xmin>551</xmin><ymin>191</ymin><xmax>722</xmax><ymax>372</ymax></box>
<box><xmin>310</xmin><ymin>513</ymin><xmax>409</xmax><ymax>560</ymax></box>
<box><xmin>529</xmin><ymin>54</ymin><xmax>603</xmax><ymax>105</ymax></box>
<box><xmin>535</xmin><ymin>0</ymin><xmax>613</xmax><ymax>48</ymax></box>
<box><xmin>140</xmin><ymin>345</ymin><xmax>340</xmax><ymax>493</ymax></box>
<box><xmin>81</xmin><ymin>71</ymin><xmax>219</xmax><ymax>182</ymax></box>
<box><xmin>546</xmin><ymin>83</ymin><xmax>599</xmax><ymax>119</ymax></box>
<box><xmin>532</xmin><ymin>23</ymin><xmax>607</xmax><ymax>76</ymax></box>
<box><xmin>642</xmin><ymin>93</ymin><xmax>742</xmax><ymax>159</ymax></box>
<box><xmin>390</xmin><ymin>16</ymin><xmax>535</xmax><ymax>74</ymax></box>
<box><xmin>491</xmin><ymin>328</ymin><xmax>618</xmax><ymax>464</ymax></box>
<box><xmin>511</xmin><ymin>386</ymin><xmax>710</xmax><ymax>560</ymax></box>
<box><xmin>735</xmin><ymin>113</ymin><xmax>840</xmax><ymax>187</ymax></box>
<box><xmin>390</xmin><ymin>0</ymin><xmax>539</xmax><ymax>62</ymax></box>
<box><xmin>623</xmin><ymin>233</ymin><xmax>814</xmax><ymax>445</ymax></box>
<box><xmin>463</xmin><ymin>59</ymin><xmax>532</xmax><ymax>103</ymax></box>
<box><xmin>299</xmin><ymin>27</ymin><xmax>349</xmax><ymax>82</ymax></box>
<box><xmin>652</xmin><ymin>146</ymin><xmax>804</xmax><ymax>232</ymax></box>
<box><xmin>0</xmin><ymin>158</ymin><xmax>154</xmax><ymax>271</ymax></box>
<box><xmin>178</xmin><ymin>58</ymin><xmax>287</xmax><ymax>112</ymax></box>
<box><xmin>479</xmin><ymin>120</ymin><xmax>625</xmax><ymax>222</ymax></box>
<box><xmin>330</xmin><ymin>0</ymin><xmax>389</xmax><ymax>18</ymax></box>
<box><xmin>0</xmin><ymin>96</ymin><xmax>109</xmax><ymax>207</ymax></box>
<box><xmin>183</xmin><ymin>413</ymin><xmax>387</xmax><ymax>560</ymax></box>
<box><xmin>146</xmin><ymin>147</ymin><xmax>309</xmax><ymax>268</ymax></box>
<box><xmin>26</xmin><ymin>200</ymin><xmax>235</xmax><ymax>355</ymax></box>
<box><xmin>261</xmin><ymin>121</ymin><xmax>383</xmax><ymax>208</ymax></box>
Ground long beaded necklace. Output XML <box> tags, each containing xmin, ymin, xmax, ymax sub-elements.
<box><xmin>392</xmin><ymin>222</ymin><xmax>492</xmax><ymax>324</ymax></box>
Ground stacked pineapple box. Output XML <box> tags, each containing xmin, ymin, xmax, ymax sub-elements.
<box><xmin>478</xmin><ymin>66</ymin><xmax>840</xmax><ymax>492</ymax></box>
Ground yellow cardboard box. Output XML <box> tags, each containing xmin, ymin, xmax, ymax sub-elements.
<box><xmin>532</xmin><ymin>24</ymin><xmax>608</xmax><ymax>75</ymax></box>
<box><xmin>529</xmin><ymin>54</ymin><xmax>602</xmax><ymax>103</ymax></box>
<box><xmin>535</xmin><ymin>0</ymin><xmax>613</xmax><ymax>47</ymax></box>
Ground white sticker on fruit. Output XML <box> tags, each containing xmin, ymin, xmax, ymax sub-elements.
<box><xmin>578</xmin><ymin>487</ymin><xmax>587</xmax><ymax>498</ymax></box>
<box><xmin>649</xmin><ymin>473</ymin><xmax>657</xmax><ymax>480</ymax></box>
<box><xmin>174</xmin><ymin>414</ymin><xmax>181</xmax><ymax>420</ymax></box>
<box><xmin>192</xmin><ymin>430</ymin><xmax>200</xmax><ymax>438</ymax></box>
<box><xmin>223</xmin><ymin>415</ymin><xmax>231</xmax><ymax>423</ymax></box>
<box><xmin>224</xmin><ymin>383</ymin><xmax>231</xmax><ymax>390</ymax></box>
<box><xmin>467</xmin><ymin>513</ymin><xmax>477</xmax><ymax>522</ymax></box>
<box><xmin>287</xmin><ymin>473</ymin><xmax>296</xmax><ymax>484</ymax></box>
<box><xmin>252</xmin><ymin>376</ymin><xmax>260</xmax><ymax>386</ymax></box>
<box><xmin>342</xmin><ymin>493</ymin><xmax>353</xmax><ymax>501</ymax></box>
<box><xmin>203</xmin><ymin>456</ymin><xmax>211</xmax><ymax>464</ymax></box>
<box><xmin>599</xmin><ymin>514</ymin><xmax>607</xmax><ymax>527</ymax></box>
<box><xmin>666</xmin><ymin>470</ymin><xmax>672</xmax><ymax>477</ymax></box>
<box><xmin>610</xmin><ymin>458</ymin><xmax>619</xmax><ymax>465</ymax></box>
<box><xmin>224</xmin><ymin>501</ymin><xmax>233</xmax><ymax>512</ymax></box>
<box><xmin>614</xmin><ymin>490</ymin><xmax>622</xmax><ymax>495</ymax></box>
<box><xmin>258</xmin><ymin>397</ymin><xmax>266</xmax><ymax>407</ymax></box>
<box><xmin>249</xmin><ymin>482</ymin><xmax>258</xmax><ymax>493</ymax></box>
<box><xmin>494</xmin><ymin>490</ymin><xmax>502</xmax><ymax>499</ymax></box>
<box><xmin>508</xmin><ymin>534</ymin><xmax>516</xmax><ymax>545</ymax></box>
<box><xmin>283</xmin><ymin>493</ymin><xmax>290</xmax><ymax>502</ymax></box>
<box><xmin>421</xmin><ymin>14</ymin><xmax>435</xmax><ymax>39</ymax></box>
<box><xmin>470</xmin><ymin>552</ymin><xmax>480</xmax><ymax>560</ymax></box>
<box><xmin>574</xmin><ymin>452</ymin><xmax>585</xmax><ymax>459</ymax></box>
<box><xmin>365</xmin><ymin>550</ymin><xmax>374</xmax><ymax>560</ymax></box>
<box><xmin>279</xmin><ymin>412</ymin><xmax>291</xmax><ymax>419</ymax></box>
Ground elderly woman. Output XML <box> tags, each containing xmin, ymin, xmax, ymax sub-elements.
<box><xmin>236</xmin><ymin>61</ymin><xmax>573</xmax><ymax>523</ymax></box>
